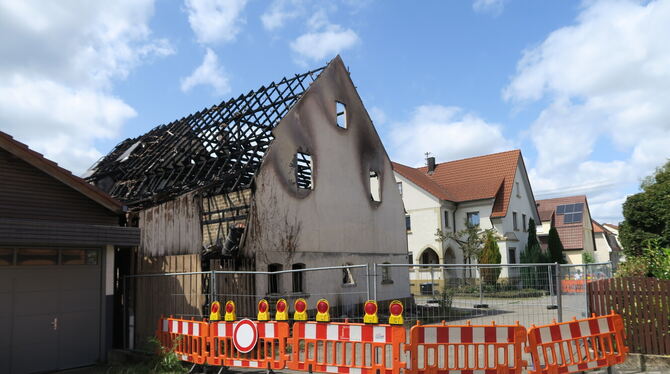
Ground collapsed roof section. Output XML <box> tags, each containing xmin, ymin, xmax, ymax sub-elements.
<box><xmin>86</xmin><ymin>66</ymin><xmax>326</xmax><ymax>209</ymax></box>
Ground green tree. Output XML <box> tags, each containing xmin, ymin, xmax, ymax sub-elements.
<box><xmin>521</xmin><ymin>218</ymin><xmax>551</xmax><ymax>288</ymax></box>
<box><xmin>436</xmin><ymin>219</ymin><xmax>495</xmax><ymax>279</ymax></box>
<box><xmin>521</xmin><ymin>218</ymin><xmax>550</xmax><ymax>263</ymax></box>
<box><xmin>547</xmin><ymin>227</ymin><xmax>566</xmax><ymax>264</ymax></box>
<box><xmin>527</xmin><ymin>218</ymin><xmax>540</xmax><ymax>253</ymax></box>
<box><xmin>436</xmin><ymin>220</ymin><xmax>494</xmax><ymax>265</ymax></box>
<box><xmin>582</xmin><ymin>252</ymin><xmax>595</xmax><ymax>264</ymax></box>
<box><xmin>478</xmin><ymin>231</ymin><xmax>502</xmax><ymax>285</ymax></box>
<box><xmin>619</xmin><ymin>160</ymin><xmax>670</xmax><ymax>256</ymax></box>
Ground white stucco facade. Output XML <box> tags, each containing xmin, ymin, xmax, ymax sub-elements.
<box><xmin>593</xmin><ymin>231</ymin><xmax>612</xmax><ymax>263</ymax></box>
<box><xmin>395</xmin><ymin>156</ymin><xmax>540</xmax><ymax>285</ymax></box>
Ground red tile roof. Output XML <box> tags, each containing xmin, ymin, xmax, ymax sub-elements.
<box><xmin>0</xmin><ymin>131</ymin><xmax>125</xmax><ymax>214</ymax></box>
<box><xmin>393</xmin><ymin>150</ymin><xmax>524</xmax><ymax>218</ymax></box>
<box><xmin>536</xmin><ymin>195</ymin><xmax>590</xmax><ymax>250</ymax></box>
<box><xmin>592</xmin><ymin>220</ymin><xmax>606</xmax><ymax>233</ymax></box>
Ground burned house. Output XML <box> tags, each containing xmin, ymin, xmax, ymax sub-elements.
<box><xmin>86</xmin><ymin>56</ymin><xmax>410</xmax><ymax>328</ymax></box>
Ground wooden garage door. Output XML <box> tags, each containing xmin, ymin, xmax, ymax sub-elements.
<box><xmin>0</xmin><ymin>248</ymin><xmax>101</xmax><ymax>374</ymax></box>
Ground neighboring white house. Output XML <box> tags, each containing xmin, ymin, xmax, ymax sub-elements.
<box><xmin>592</xmin><ymin>221</ymin><xmax>623</xmax><ymax>265</ymax></box>
<box><xmin>393</xmin><ymin>150</ymin><xmax>541</xmax><ymax>291</ymax></box>
<box><xmin>536</xmin><ymin>195</ymin><xmax>597</xmax><ymax>265</ymax></box>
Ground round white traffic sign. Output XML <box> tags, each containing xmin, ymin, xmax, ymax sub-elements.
<box><xmin>233</xmin><ymin>319</ymin><xmax>258</xmax><ymax>353</ymax></box>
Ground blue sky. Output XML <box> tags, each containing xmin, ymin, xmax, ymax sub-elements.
<box><xmin>2</xmin><ymin>0</ymin><xmax>669</xmax><ymax>223</ymax></box>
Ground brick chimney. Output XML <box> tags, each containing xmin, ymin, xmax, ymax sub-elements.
<box><xmin>427</xmin><ymin>156</ymin><xmax>436</xmax><ymax>173</ymax></box>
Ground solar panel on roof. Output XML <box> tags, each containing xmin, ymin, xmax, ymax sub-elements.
<box><xmin>574</xmin><ymin>203</ymin><xmax>584</xmax><ymax>212</ymax></box>
<box><xmin>564</xmin><ymin>204</ymin><xmax>575</xmax><ymax>213</ymax></box>
<box><xmin>557</xmin><ymin>205</ymin><xmax>566</xmax><ymax>214</ymax></box>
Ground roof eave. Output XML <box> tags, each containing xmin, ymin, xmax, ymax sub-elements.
<box><xmin>0</xmin><ymin>132</ymin><xmax>126</xmax><ymax>214</ymax></box>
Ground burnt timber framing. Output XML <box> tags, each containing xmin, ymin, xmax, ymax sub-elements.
<box><xmin>88</xmin><ymin>58</ymin><xmax>411</xmax><ymax>349</ymax></box>
<box><xmin>86</xmin><ymin>67</ymin><xmax>325</xmax><ymax>210</ymax></box>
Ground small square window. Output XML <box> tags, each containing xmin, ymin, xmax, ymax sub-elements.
<box><xmin>336</xmin><ymin>101</ymin><xmax>347</xmax><ymax>129</ymax></box>
<box><xmin>467</xmin><ymin>212</ymin><xmax>480</xmax><ymax>226</ymax></box>
<box><xmin>86</xmin><ymin>249</ymin><xmax>99</xmax><ymax>265</ymax></box>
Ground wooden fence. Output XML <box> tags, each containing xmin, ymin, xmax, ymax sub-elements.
<box><xmin>588</xmin><ymin>277</ymin><xmax>670</xmax><ymax>355</ymax></box>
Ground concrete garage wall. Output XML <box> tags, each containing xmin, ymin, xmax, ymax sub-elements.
<box><xmin>244</xmin><ymin>56</ymin><xmax>410</xmax><ymax>302</ymax></box>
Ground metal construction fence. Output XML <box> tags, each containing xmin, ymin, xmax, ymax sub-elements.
<box><xmin>123</xmin><ymin>262</ymin><xmax>612</xmax><ymax>351</ymax></box>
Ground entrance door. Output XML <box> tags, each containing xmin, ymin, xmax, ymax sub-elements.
<box><xmin>0</xmin><ymin>248</ymin><xmax>101</xmax><ymax>374</ymax></box>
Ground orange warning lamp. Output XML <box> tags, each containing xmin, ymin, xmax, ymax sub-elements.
<box><xmin>388</xmin><ymin>300</ymin><xmax>404</xmax><ymax>325</ymax></box>
<box><xmin>294</xmin><ymin>298</ymin><xmax>308</xmax><ymax>321</ymax></box>
<box><xmin>258</xmin><ymin>299</ymin><xmax>270</xmax><ymax>321</ymax></box>
<box><xmin>275</xmin><ymin>298</ymin><xmax>288</xmax><ymax>321</ymax></box>
<box><xmin>316</xmin><ymin>298</ymin><xmax>330</xmax><ymax>322</ymax></box>
<box><xmin>363</xmin><ymin>300</ymin><xmax>378</xmax><ymax>324</ymax></box>
<box><xmin>209</xmin><ymin>301</ymin><xmax>221</xmax><ymax>321</ymax></box>
<box><xmin>224</xmin><ymin>300</ymin><xmax>236</xmax><ymax>321</ymax></box>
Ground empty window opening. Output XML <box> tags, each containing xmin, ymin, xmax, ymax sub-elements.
<box><xmin>292</xmin><ymin>263</ymin><xmax>306</xmax><ymax>293</ymax></box>
<box><xmin>294</xmin><ymin>152</ymin><xmax>313</xmax><ymax>190</ymax></box>
<box><xmin>268</xmin><ymin>263</ymin><xmax>283</xmax><ymax>294</ymax></box>
<box><xmin>336</xmin><ymin>101</ymin><xmax>347</xmax><ymax>129</ymax></box>
<box><xmin>369</xmin><ymin>170</ymin><xmax>381</xmax><ymax>202</ymax></box>
<box><xmin>381</xmin><ymin>262</ymin><xmax>392</xmax><ymax>283</ymax></box>
<box><xmin>342</xmin><ymin>264</ymin><xmax>355</xmax><ymax>285</ymax></box>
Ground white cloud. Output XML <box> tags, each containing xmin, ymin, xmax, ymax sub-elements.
<box><xmin>261</xmin><ymin>0</ymin><xmax>303</xmax><ymax>31</ymax></box>
<box><xmin>388</xmin><ymin>105</ymin><xmax>514</xmax><ymax>167</ymax></box>
<box><xmin>0</xmin><ymin>0</ymin><xmax>172</xmax><ymax>174</ymax></box>
<box><xmin>0</xmin><ymin>76</ymin><xmax>136</xmax><ymax>173</ymax></box>
<box><xmin>505</xmin><ymin>0</ymin><xmax>670</xmax><ymax>222</ymax></box>
<box><xmin>473</xmin><ymin>0</ymin><xmax>505</xmax><ymax>16</ymax></box>
<box><xmin>185</xmin><ymin>0</ymin><xmax>248</xmax><ymax>45</ymax></box>
<box><xmin>368</xmin><ymin>106</ymin><xmax>387</xmax><ymax>126</ymax></box>
<box><xmin>181</xmin><ymin>48</ymin><xmax>231</xmax><ymax>95</ymax></box>
<box><xmin>290</xmin><ymin>11</ymin><xmax>360</xmax><ymax>63</ymax></box>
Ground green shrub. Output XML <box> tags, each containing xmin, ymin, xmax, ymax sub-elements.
<box><xmin>615</xmin><ymin>238</ymin><xmax>670</xmax><ymax>279</ymax></box>
<box><xmin>582</xmin><ymin>252</ymin><xmax>595</xmax><ymax>264</ymax></box>
<box><xmin>615</xmin><ymin>257</ymin><xmax>649</xmax><ymax>278</ymax></box>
